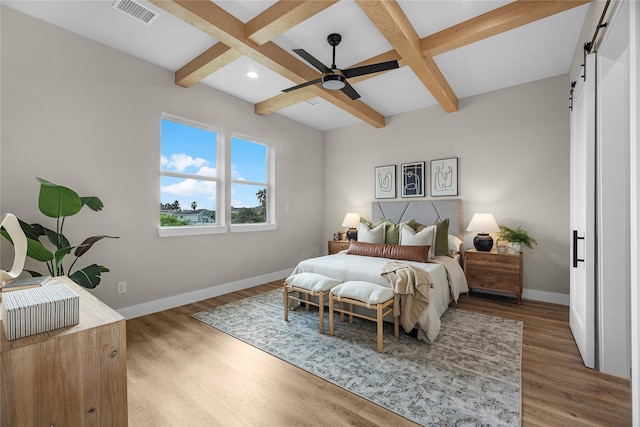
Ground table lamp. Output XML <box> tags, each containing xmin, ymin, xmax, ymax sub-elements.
<box><xmin>342</xmin><ymin>212</ymin><xmax>360</xmax><ymax>241</ymax></box>
<box><xmin>466</xmin><ymin>213</ymin><xmax>500</xmax><ymax>251</ymax></box>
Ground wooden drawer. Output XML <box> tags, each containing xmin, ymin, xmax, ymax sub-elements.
<box><xmin>465</xmin><ymin>268</ymin><xmax>521</xmax><ymax>293</ymax></box>
<box><xmin>328</xmin><ymin>240</ymin><xmax>350</xmax><ymax>255</ymax></box>
<box><xmin>465</xmin><ymin>251</ymin><xmax>520</xmax><ymax>268</ymax></box>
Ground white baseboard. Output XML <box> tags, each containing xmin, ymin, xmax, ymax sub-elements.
<box><xmin>471</xmin><ymin>288</ymin><xmax>569</xmax><ymax>306</ymax></box>
<box><xmin>117</xmin><ymin>269</ymin><xmax>570</xmax><ymax>319</ymax></box>
<box><xmin>116</xmin><ymin>268</ymin><xmax>293</xmax><ymax>319</ymax></box>
<box><xmin>522</xmin><ymin>289</ymin><xmax>569</xmax><ymax>306</ymax></box>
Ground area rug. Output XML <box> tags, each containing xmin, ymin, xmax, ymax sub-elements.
<box><xmin>192</xmin><ymin>289</ymin><xmax>522</xmax><ymax>426</ymax></box>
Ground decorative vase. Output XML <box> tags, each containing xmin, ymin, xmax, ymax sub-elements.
<box><xmin>510</xmin><ymin>242</ymin><xmax>522</xmax><ymax>253</ymax></box>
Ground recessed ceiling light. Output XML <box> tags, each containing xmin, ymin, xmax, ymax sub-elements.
<box><xmin>246</xmin><ymin>71</ymin><xmax>258</xmax><ymax>79</ymax></box>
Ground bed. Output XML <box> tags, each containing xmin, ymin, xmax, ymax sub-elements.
<box><xmin>291</xmin><ymin>200</ymin><xmax>469</xmax><ymax>343</ymax></box>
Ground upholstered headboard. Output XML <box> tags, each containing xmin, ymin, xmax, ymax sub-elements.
<box><xmin>371</xmin><ymin>200</ymin><xmax>463</xmax><ymax>238</ymax></box>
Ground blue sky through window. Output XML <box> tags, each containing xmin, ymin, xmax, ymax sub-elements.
<box><xmin>231</xmin><ymin>136</ymin><xmax>267</xmax><ymax>209</ymax></box>
<box><xmin>160</xmin><ymin>119</ymin><xmax>267</xmax><ymax>212</ymax></box>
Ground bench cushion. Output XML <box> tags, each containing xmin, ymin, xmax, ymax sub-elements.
<box><xmin>285</xmin><ymin>272</ymin><xmax>341</xmax><ymax>293</ymax></box>
<box><xmin>330</xmin><ymin>281</ymin><xmax>395</xmax><ymax>308</ymax></box>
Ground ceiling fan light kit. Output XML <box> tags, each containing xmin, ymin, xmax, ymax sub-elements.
<box><xmin>322</xmin><ymin>74</ymin><xmax>345</xmax><ymax>90</ymax></box>
<box><xmin>283</xmin><ymin>33</ymin><xmax>399</xmax><ymax>100</ymax></box>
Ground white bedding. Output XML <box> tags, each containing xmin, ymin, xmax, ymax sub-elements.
<box><xmin>291</xmin><ymin>251</ymin><xmax>468</xmax><ymax>343</ymax></box>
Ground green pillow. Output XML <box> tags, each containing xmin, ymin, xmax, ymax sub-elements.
<box><xmin>384</xmin><ymin>219</ymin><xmax>417</xmax><ymax>245</ymax></box>
<box><xmin>435</xmin><ymin>218</ymin><xmax>450</xmax><ymax>256</ymax></box>
<box><xmin>360</xmin><ymin>218</ymin><xmax>416</xmax><ymax>245</ymax></box>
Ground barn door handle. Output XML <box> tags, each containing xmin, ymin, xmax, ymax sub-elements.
<box><xmin>573</xmin><ymin>230</ymin><xmax>585</xmax><ymax>268</ymax></box>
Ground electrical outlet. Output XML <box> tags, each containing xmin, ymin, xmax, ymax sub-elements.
<box><xmin>117</xmin><ymin>281</ymin><xmax>127</xmax><ymax>294</ymax></box>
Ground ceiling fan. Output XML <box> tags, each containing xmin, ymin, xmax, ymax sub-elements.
<box><xmin>282</xmin><ymin>33</ymin><xmax>399</xmax><ymax>100</ymax></box>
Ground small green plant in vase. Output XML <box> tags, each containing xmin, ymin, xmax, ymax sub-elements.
<box><xmin>498</xmin><ymin>225</ymin><xmax>537</xmax><ymax>253</ymax></box>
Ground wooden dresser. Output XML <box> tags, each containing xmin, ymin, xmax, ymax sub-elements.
<box><xmin>0</xmin><ymin>276</ymin><xmax>128</xmax><ymax>426</ymax></box>
<box><xmin>464</xmin><ymin>249</ymin><xmax>523</xmax><ymax>304</ymax></box>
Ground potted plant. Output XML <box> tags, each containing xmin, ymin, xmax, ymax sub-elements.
<box><xmin>1</xmin><ymin>177</ymin><xmax>118</xmax><ymax>288</ymax></box>
<box><xmin>498</xmin><ymin>225</ymin><xmax>537</xmax><ymax>253</ymax></box>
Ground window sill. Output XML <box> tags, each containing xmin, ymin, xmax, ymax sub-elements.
<box><xmin>158</xmin><ymin>225</ymin><xmax>227</xmax><ymax>237</ymax></box>
<box><xmin>230</xmin><ymin>223</ymin><xmax>277</xmax><ymax>233</ymax></box>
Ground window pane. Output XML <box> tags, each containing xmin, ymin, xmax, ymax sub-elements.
<box><xmin>161</xmin><ymin>176</ymin><xmax>216</xmax><ymax>226</ymax></box>
<box><xmin>231</xmin><ymin>137</ymin><xmax>266</xmax><ymax>183</ymax></box>
<box><xmin>231</xmin><ymin>183</ymin><xmax>267</xmax><ymax>224</ymax></box>
<box><xmin>161</xmin><ymin>119</ymin><xmax>217</xmax><ymax>178</ymax></box>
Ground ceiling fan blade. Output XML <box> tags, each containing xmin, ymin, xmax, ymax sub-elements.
<box><xmin>282</xmin><ymin>78</ymin><xmax>322</xmax><ymax>93</ymax></box>
<box><xmin>340</xmin><ymin>80</ymin><xmax>361</xmax><ymax>100</ymax></box>
<box><xmin>342</xmin><ymin>60</ymin><xmax>399</xmax><ymax>79</ymax></box>
<box><xmin>293</xmin><ymin>49</ymin><xmax>331</xmax><ymax>73</ymax></box>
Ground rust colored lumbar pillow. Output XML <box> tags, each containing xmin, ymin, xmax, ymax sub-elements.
<box><xmin>346</xmin><ymin>240</ymin><xmax>430</xmax><ymax>263</ymax></box>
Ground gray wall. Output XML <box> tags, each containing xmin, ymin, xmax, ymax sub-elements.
<box><xmin>323</xmin><ymin>75</ymin><xmax>570</xmax><ymax>297</ymax></box>
<box><xmin>0</xmin><ymin>6</ymin><xmax>324</xmax><ymax>309</ymax></box>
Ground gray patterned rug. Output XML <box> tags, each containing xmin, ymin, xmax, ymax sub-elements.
<box><xmin>192</xmin><ymin>289</ymin><xmax>522</xmax><ymax>426</ymax></box>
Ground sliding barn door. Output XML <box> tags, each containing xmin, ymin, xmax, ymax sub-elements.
<box><xmin>596</xmin><ymin>0</ymin><xmax>632</xmax><ymax>378</ymax></box>
<box><xmin>569</xmin><ymin>53</ymin><xmax>597</xmax><ymax>369</ymax></box>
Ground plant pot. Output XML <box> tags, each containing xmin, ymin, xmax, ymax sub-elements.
<box><xmin>509</xmin><ymin>242</ymin><xmax>522</xmax><ymax>253</ymax></box>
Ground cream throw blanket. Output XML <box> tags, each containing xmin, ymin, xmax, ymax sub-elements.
<box><xmin>380</xmin><ymin>262</ymin><xmax>434</xmax><ymax>334</ymax></box>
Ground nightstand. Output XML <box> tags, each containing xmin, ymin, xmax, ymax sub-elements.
<box><xmin>328</xmin><ymin>240</ymin><xmax>350</xmax><ymax>255</ymax></box>
<box><xmin>464</xmin><ymin>249</ymin><xmax>523</xmax><ymax>304</ymax></box>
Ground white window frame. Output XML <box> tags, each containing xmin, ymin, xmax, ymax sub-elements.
<box><xmin>158</xmin><ymin>113</ymin><xmax>226</xmax><ymax>237</ymax></box>
<box><xmin>229</xmin><ymin>133</ymin><xmax>276</xmax><ymax>233</ymax></box>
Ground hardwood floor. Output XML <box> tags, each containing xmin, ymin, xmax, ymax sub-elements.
<box><xmin>126</xmin><ymin>281</ymin><xmax>631</xmax><ymax>426</ymax></box>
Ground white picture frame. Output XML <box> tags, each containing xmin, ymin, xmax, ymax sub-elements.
<box><xmin>375</xmin><ymin>165</ymin><xmax>396</xmax><ymax>199</ymax></box>
<box><xmin>430</xmin><ymin>157</ymin><xmax>458</xmax><ymax>196</ymax></box>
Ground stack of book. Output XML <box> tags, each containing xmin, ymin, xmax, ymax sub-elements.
<box><xmin>1</xmin><ymin>276</ymin><xmax>52</xmax><ymax>292</ymax></box>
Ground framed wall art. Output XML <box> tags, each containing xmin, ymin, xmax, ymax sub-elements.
<box><xmin>401</xmin><ymin>162</ymin><xmax>425</xmax><ymax>198</ymax></box>
<box><xmin>375</xmin><ymin>165</ymin><xmax>396</xmax><ymax>199</ymax></box>
<box><xmin>430</xmin><ymin>157</ymin><xmax>458</xmax><ymax>196</ymax></box>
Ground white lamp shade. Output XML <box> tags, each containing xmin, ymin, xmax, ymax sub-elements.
<box><xmin>341</xmin><ymin>212</ymin><xmax>360</xmax><ymax>228</ymax></box>
<box><xmin>466</xmin><ymin>213</ymin><xmax>500</xmax><ymax>233</ymax></box>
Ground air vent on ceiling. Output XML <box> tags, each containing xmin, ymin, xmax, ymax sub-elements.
<box><xmin>112</xmin><ymin>0</ymin><xmax>159</xmax><ymax>25</ymax></box>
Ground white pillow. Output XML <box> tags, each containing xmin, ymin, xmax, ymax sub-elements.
<box><xmin>358</xmin><ymin>222</ymin><xmax>386</xmax><ymax>244</ymax></box>
<box><xmin>448</xmin><ymin>234</ymin><xmax>464</xmax><ymax>254</ymax></box>
<box><xmin>400</xmin><ymin>224</ymin><xmax>437</xmax><ymax>260</ymax></box>
<box><xmin>285</xmin><ymin>272</ymin><xmax>341</xmax><ymax>292</ymax></box>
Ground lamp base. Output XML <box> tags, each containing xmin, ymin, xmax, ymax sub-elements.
<box><xmin>473</xmin><ymin>233</ymin><xmax>494</xmax><ymax>251</ymax></box>
<box><xmin>346</xmin><ymin>228</ymin><xmax>358</xmax><ymax>241</ymax></box>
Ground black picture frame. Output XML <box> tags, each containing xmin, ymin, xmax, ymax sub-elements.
<box><xmin>401</xmin><ymin>162</ymin><xmax>425</xmax><ymax>198</ymax></box>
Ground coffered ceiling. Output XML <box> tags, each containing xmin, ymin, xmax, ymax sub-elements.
<box><xmin>3</xmin><ymin>0</ymin><xmax>591</xmax><ymax>130</ymax></box>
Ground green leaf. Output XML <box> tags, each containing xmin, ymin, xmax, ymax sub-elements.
<box><xmin>1</xmin><ymin>228</ymin><xmax>54</xmax><ymax>262</ymax></box>
<box><xmin>18</xmin><ymin>219</ymin><xmax>45</xmax><ymax>240</ymax></box>
<box><xmin>69</xmin><ymin>264</ymin><xmax>102</xmax><ymax>288</ymax></box>
<box><xmin>37</xmin><ymin>177</ymin><xmax>83</xmax><ymax>218</ymax></box>
<box><xmin>53</xmin><ymin>246</ymin><xmax>73</xmax><ymax>275</ymax></box>
<box><xmin>81</xmin><ymin>196</ymin><xmax>104</xmax><ymax>212</ymax></box>
<box><xmin>26</xmin><ymin>238</ymin><xmax>55</xmax><ymax>262</ymax></box>
<box><xmin>25</xmin><ymin>270</ymin><xmax>44</xmax><ymax>277</ymax></box>
<box><xmin>43</xmin><ymin>226</ymin><xmax>70</xmax><ymax>250</ymax></box>
<box><xmin>73</xmin><ymin>235</ymin><xmax>119</xmax><ymax>257</ymax></box>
